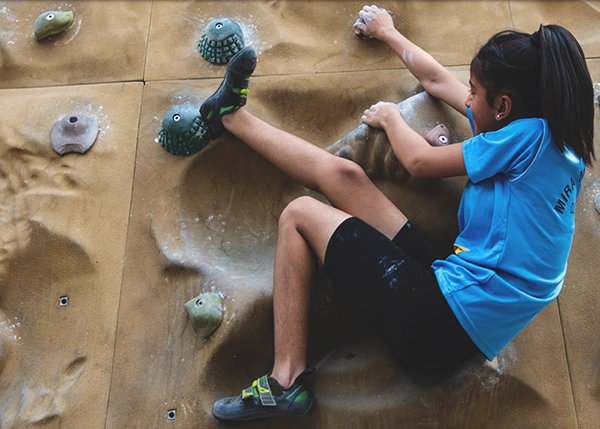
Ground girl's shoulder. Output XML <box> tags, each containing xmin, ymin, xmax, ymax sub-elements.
<box><xmin>501</xmin><ymin>117</ymin><xmax>547</xmax><ymax>139</ymax></box>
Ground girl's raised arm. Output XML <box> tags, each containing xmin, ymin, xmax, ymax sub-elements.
<box><xmin>354</xmin><ymin>5</ymin><xmax>469</xmax><ymax>116</ymax></box>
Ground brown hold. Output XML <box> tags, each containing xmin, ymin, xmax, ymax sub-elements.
<box><xmin>425</xmin><ymin>123</ymin><xmax>451</xmax><ymax>146</ymax></box>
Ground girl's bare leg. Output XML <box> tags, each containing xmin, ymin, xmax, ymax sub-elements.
<box><xmin>270</xmin><ymin>196</ymin><xmax>352</xmax><ymax>388</ymax></box>
<box><xmin>221</xmin><ymin>108</ymin><xmax>410</xmax><ymax>388</ymax></box>
<box><xmin>222</xmin><ymin>108</ymin><xmax>407</xmax><ymax>238</ymax></box>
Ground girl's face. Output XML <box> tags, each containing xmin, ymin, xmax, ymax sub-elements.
<box><xmin>465</xmin><ymin>74</ymin><xmax>502</xmax><ymax>135</ymax></box>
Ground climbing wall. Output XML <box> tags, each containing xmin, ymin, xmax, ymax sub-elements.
<box><xmin>0</xmin><ymin>1</ymin><xmax>599</xmax><ymax>428</ymax></box>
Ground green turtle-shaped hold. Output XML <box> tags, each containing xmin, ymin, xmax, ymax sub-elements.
<box><xmin>184</xmin><ymin>292</ymin><xmax>223</xmax><ymax>338</ymax></box>
<box><xmin>198</xmin><ymin>18</ymin><xmax>244</xmax><ymax>64</ymax></box>
<box><xmin>33</xmin><ymin>11</ymin><xmax>74</xmax><ymax>41</ymax></box>
<box><xmin>157</xmin><ymin>103</ymin><xmax>210</xmax><ymax>156</ymax></box>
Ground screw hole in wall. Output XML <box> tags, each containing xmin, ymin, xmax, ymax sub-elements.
<box><xmin>166</xmin><ymin>409</ymin><xmax>177</xmax><ymax>421</ymax></box>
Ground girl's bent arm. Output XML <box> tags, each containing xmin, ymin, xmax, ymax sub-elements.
<box><xmin>356</xmin><ymin>5</ymin><xmax>469</xmax><ymax>116</ymax></box>
<box><xmin>363</xmin><ymin>102</ymin><xmax>467</xmax><ymax>178</ymax></box>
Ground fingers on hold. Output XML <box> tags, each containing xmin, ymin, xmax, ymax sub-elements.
<box><xmin>354</xmin><ymin>24</ymin><xmax>367</xmax><ymax>35</ymax></box>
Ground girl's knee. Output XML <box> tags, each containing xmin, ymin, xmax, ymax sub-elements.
<box><xmin>279</xmin><ymin>196</ymin><xmax>319</xmax><ymax>227</ymax></box>
<box><xmin>329</xmin><ymin>158</ymin><xmax>370</xmax><ymax>188</ymax></box>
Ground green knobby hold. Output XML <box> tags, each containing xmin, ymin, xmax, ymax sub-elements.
<box><xmin>33</xmin><ymin>11</ymin><xmax>74</xmax><ymax>41</ymax></box>
<box><xmin>185</xmin><ymin>292</ymin><xmax>223</xmax><ymax>339</ymax></box>
<box><xmin>157</xmin><ymin>103</ymin><xmax>210</xmax><ymax>156</ymax></box>
<box><xmin>198</xmin><ymin>18</ymin><xmax>244</xmax><ymax>64</ymax></box>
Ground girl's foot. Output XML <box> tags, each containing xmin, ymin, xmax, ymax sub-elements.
<box><xmin>200</xmin><ymin>46</ymin><xmax>257</xmax><ymax>139</ymax></box>
<box><xmin>212</xmin><ymin>370</ymin><xmax>315</xmax><ymax>421</ymax></box>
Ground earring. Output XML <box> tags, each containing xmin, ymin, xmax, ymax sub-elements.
<box><xmin>496</xmin><ymin>114</ymin><xmax>501</xmax><ymax>120</ymax></box>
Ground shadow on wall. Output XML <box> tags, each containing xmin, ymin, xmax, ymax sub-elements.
<box><xmin>0</xmin><ymin>221</ymin><xmax>94</xmax><ymax>427</ymax></box>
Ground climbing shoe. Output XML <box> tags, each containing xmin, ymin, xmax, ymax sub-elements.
<box><xmin>199</xmin><ymin>46</ymin><xmax>257</xmax><ymax>139</ymax></box>
<box><xmin>212</xmin><ymin>369</ymin><xmax>316</xmax><ymax>421</ymax></box>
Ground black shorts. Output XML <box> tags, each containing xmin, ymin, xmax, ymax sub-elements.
<box><xmin>324</xmin><ymin>217</ymin><xmax>481</xmax><ymax>371</ymax></box>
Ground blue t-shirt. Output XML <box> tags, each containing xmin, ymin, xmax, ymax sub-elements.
<box><xmin>433</xmin><ymin>114</ymin><xmax>585</xmax><ymax>360</ymax></box>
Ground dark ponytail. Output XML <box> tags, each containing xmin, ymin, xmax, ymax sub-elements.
<box><xmin>472</xmin><ymin>25</ymin><xmax>595</xmax><ymax>166</ymax></box>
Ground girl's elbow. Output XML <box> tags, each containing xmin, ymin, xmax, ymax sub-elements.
<box><xmin>405</xmin><ymin>156</ymin><xmax>428</xmax><ymax>178</ymax></box>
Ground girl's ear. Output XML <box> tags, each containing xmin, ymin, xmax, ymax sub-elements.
<box><xmin>495</xmin><ymin>94</ymin><xmax>513</xmax><ymax>121</ymax></box>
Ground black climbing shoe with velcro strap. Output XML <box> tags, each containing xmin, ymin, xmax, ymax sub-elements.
<box><xmin>212</xmin><ymin>369</ymin><xmax>315</xmax><ymax>421</ymax></box>
<box><xmin>199</xmin><ymin>46</ymin><xmax>257</xmax><ymax>140</ymax></box>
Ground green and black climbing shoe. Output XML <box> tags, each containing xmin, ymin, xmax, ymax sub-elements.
<box><xmin>200</xmin><ymin>46</ymin><xmax>257</xmax><ymax>139</ymax></box>
<box><xmin>212</xmin><ymin>369</ymin><xmax>315</xmax><ymax>421</ymax></box>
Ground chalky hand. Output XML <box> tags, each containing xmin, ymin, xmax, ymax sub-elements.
<box><xmin>354</xmin><ymin>5</ymin><xmax>394</xmax><ymax>41</ymax></box>
<box><xmin>361</xmin><ymin>101</ymin><xmax>401</xmax><ymax>129</ymax></box>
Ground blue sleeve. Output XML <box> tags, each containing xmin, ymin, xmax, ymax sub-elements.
<box><xmin>462</xmin><ymin>119</ymin><xmax>547</xmax><ymax>183</ymax></box>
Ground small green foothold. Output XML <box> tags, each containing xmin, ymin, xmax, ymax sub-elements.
<box><xmin>185</xmin><ymin>292</ymin><xmax>223</xmax><ymax>339</ymax></box>
<box><xmin>33</xmin><ymin>11</ymin><xmax>74</xmax><ymax>41</ymax></box>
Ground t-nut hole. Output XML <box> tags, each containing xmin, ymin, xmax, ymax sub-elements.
<box><xmin>69</xmin><ymin>116</ymin><xmax>78</xmax><ymax>123</ymax></box>
<box><xmin>215</xmin><ymin>22</ymin><xmax>223</xmax><ymax>29</ymax></box>
<box><xmin>195</xmin><ymin>299</ymin><xmax>204</xmax><ymax>307</ymax></box>
<box><xmin>166</xmin><ymin>409</ymin><xmax>177</xmax><ymax>421</ymax></box>
<box><xmin>59</xmin><ymin>296</ymin><xmax>69</xmax><ymax>307</ymax></box>
<box><xmin>173</xmin><ymin>114</ymin><xmax>181</xmax><ymax>122</ymax></box>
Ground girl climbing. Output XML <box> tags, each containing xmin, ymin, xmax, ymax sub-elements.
<box><xmin>200</xmin><ymin>4</ymin><xmax>595</xmax><ymax>421</ymax></box>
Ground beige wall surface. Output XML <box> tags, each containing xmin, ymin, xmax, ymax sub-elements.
<box><xmin>0</xmin><ymin>1</ymin><xmax>598</xmax><ymax>428</ymax></box>
<box><xmin>0</xmin><ymin>82</ymin><xmax>142</xmax><ymax>427</ymax></box>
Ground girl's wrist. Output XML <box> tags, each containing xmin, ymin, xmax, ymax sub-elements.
<box><xmin>381</xmin><ymin>107</ymin><xmax>402</xmax><ymax>130</ymax></box>
<box><xmin>378</xmin><ymin>27</ymin><xmax>399</xmax><ymax>44</ymax></box>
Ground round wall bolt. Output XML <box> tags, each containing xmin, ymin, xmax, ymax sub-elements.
<box><xmin>166</xmin><ymin>409</ymin><xmax>177</xmax><ymax>421</ymax></box>
<box><xmin>58</xmin><ymin>296</ymin><xmax>69</xmax><ymax>306</ymax></box>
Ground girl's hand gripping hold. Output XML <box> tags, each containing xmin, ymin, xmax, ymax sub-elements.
<box><xmin>361</xmin><ymin>101</ymin><xmax>402</xmax><ymax>129</ymax></box>
<box><xmin>354</xmin><ymin>5</ymin><xmax>396</xmax><ymax>41</ymax></box>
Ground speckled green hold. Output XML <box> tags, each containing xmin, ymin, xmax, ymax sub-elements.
<box><xmin>157</xmin><ymin>104</ymin><xmax>210</xmax><ymax>156</ymax></box>
<box><xmin>33</xmin><ymin>11</ymin><xmax>74</xmax><ymax>41</ymax></box>
<box><xmin>198</xmin><ymin>18</ymin><xmax>244</xmax><ymax>64</ymax></box>
<box><xmin>184</xmin><ymin>292</ymin><xmax>223</xmax><ymax>339</ymax></box>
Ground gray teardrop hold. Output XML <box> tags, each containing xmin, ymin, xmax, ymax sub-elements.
<box><xmin>198</xmin><ymin>18</ymin><xmax>244</xmax><ymax>64</ymax></box>
<box><xmin>158</xmin><ymin>103</ymin><xmax>209</xmax><ymax>156</ymax></box>
<box><xmin>51</xmin><ymin>114</ymin><xmax>99</xmax><ymax>155</ymax></box>
<box><xmin>184</xmin><ymin>292</ymin><xmax>223</xmax><ymax>339</ymax></box>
